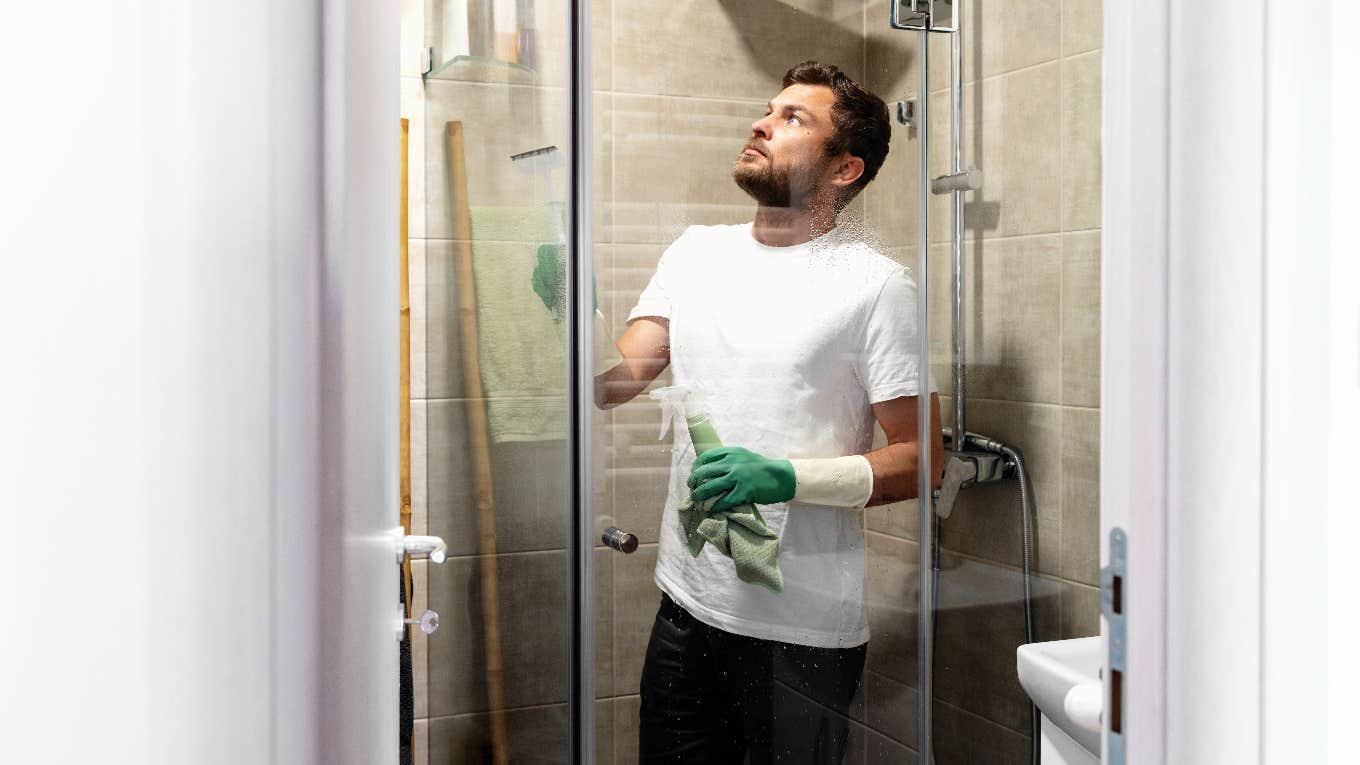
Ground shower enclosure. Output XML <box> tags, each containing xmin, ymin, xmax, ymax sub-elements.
<box><xmin>407</xmin><ymin>0</ymin><xmax>1103</xmax><ymax>761</ymax></box>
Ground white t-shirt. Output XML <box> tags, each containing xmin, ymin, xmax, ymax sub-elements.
<box><xmin>627</xmin><ymin>222</ymin><xmax>926</xmax><ymax>648</ymax></box>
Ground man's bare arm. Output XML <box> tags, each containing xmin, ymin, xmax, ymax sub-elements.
<box><xmin>862</xmin><ymin>394</ymin><xmax>945</xmax><ymax>506</ymax></box>
<box><xmin>594</xmin><ymin>316</ymin><xmax>671</xmax><ymax>409</ymax></box>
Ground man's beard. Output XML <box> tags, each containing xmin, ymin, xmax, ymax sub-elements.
<box><xmin>732</xmin><ymin>149</ymin><xmax>827</xmax><ymax>209</ymax></box>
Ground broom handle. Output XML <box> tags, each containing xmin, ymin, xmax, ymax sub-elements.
<box><xmin>399</xmin><ymin>116</ymin><xmax>415</xmax><ymax>763</ymax></box>
<box><xmin>446</xmin><ymin>121</ymin><xmax>510</xmax><ymax>765</ymax></box>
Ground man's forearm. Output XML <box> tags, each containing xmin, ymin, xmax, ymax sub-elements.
<box><xmin>863</xmin><ymin>442</ymin><xmax>923</xmax><ymax>506</ymax></box>
<box><xmin>593</xmin><ymin>357</ymin><xmax>665</xmax><ymax>409</ymax></box>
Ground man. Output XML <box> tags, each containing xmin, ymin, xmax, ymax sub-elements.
<box><xmin>595</xmin><ymin>61</ymin><xmax>944</xmax><ymax>764</ymax></box>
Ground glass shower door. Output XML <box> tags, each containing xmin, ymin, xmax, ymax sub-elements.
<box><xmin>413</xmin><ymin>2</ymin><xmax>1102</xmax><ymax>763</ymax></box>
<box><xmin>418</xmin><ymin>0</ymin><xmax>594</xmax><ymax>759</ymax></box>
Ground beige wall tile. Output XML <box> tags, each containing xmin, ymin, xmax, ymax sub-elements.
<box><xmin>425</xmin><ymin>399</ymin><xmax>575</xmax><ymax>555</ymax></box>
<box><xmin>1061</xmin><ymin>581</ymin><xmax>1100</xmax><ymax>639</ymax></box>
<box><xmin>922</xmin><ymin>0</ymin><xmax>1062</xmax><ymax>88</ymax></box>
<box><xmin>864</xmin><ymin>670</ymin><xmax>920</xmax><ymax>750</ymax></box>
<box><xmin>424</xmin><ymin>82</ymin><xmax>565</xmax><ymax>239</ymax></box>
<box><xmin>1061</xmin><ymin>51</ymin><xmax>1101</xmax><ymax>231</ymax></box>
<box><xmin>929</xmin><ymin>63</ymin><xmax>1063</xmax><ymax>244</ymax></box>
<box><xmin>959</xmin><ymin>235</ymin><xmax>1063</xmax><ymax>404</ymax></box>
<box><xmin>402</xmin><ymin>77</ymin><xmax>427</xmax><ymax>239</ymax></box>
<box><xmin>611</xmin><ymin>93</ymin><xmax>765</xmax><ymax>244</ymax></box>
<box><xmin>1063</xmin><ymin>0</ymin><xmax>1103</xmax><ymax>56</ymax></box>
<box><xmin>614</xmin><ymin>695</ymin><xmax>641</xmax><ymax>765</ymax></box>
<box><xmin>427</xmin><ymin>550</ymin><xmax>569</xmax><ymax>715</ymax></box>
<box><xmin>1061</xmin><ymin>230</ymin><xmax>1100</xmax><ymax>406</ymax></box>
<box><xmin>424</xmin><ymin>84</ymin><xmax>610</xmax><ymax>241</ymax></box>
<box><xmin>1060</xmin><ymin>406</ymin><xmax>1099</xmax><ymax>585</ymax></box>
<box><xmin>608</xmin><ymin>400</ymin><xmax>670</xmax><ymax>545</ymax></box>
<box><xmin>939</xmin><ymin>399</ymin><xmax>1062</xmax><ymax>577</ymax></box>
<box><xmin>426</xmin><ymin>548</ymin><xmax>612</xmax><ymax>715</ymax></box>
<box><xmin>606</xmin><ymin>243</ymin><xmax>667</xmax><ymax>323</ymax></box>
<box><xmin>413</xmin><ymin>717</ymin><xmax>428</xmax><ymax>765</ymax></box>
<box><xmin>865</xmin><ymin>496</ymin><xmax>922</xmax><ymax>541</ymax></box>
<box><xmin>595</xmin><ymin>549</ymin><xmax>617</xmax><ymax>698</ymax></box>
<box><xmin>614</xmin><ymin>0</ymin><xmax>865</xmax><ymax>101</ymax></box>
<box><xmin>612</xmin><ymin>543</ymin><xmax>662</xmax><ymax>696</ymax></box>
<box><xmin>423</xmin><ymin>240</ymin><xmax>467</xmax><ymax>400</ymax></box>
<box><xmin>409</xmin><ymin>238</ymin><xmax>428</xmax><ymax>400</ymax></box>
<box><xmin>401</xmin><ymin>0</ymin><xmax>425</xmax><ymax>78</ymax></box>
<box><xmin>932</xmin><ymin>553</ymin><xmax>1062</xmax><ymax>735</ymax></box>
<box><xmin>427</xmin><ymin>705</ymin><xmax>568</xmax><ymax>762</ymax></box>
<box><xmin>933</xmin><ymin>699</ymin><xmax>1030</xmax><ymax>763</ymax></box>
<box><xmin>411</xmin><ymin>399</ymin><xmax>428</xmax><ymax>536</ymax></box>
<box><xmin>595</xmin><ymin>698</ymin><xmax>616</xmax><ymax>764</ymax></box>
<box><xmin>861</xmin><ymin>117</ymin><xmax>921</xmax><ymax>250</ymax></box>
<box><xmin>864</xmin><ymin>531</ymin><xmax>921</xmax><ymax>687</ymax></box>
<box><xmin>864</xmin><ymin>0</ymin><xmax>921</xmax><ymax>100</ymax></box>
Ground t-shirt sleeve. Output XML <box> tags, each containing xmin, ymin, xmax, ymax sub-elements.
<box><xmin>626</xmin><ymin>229</ymin><xmax>687</xmax><ymax>322</ymax></box>
<box><xmin>854</xmin><ymin>267</ymin><xmax>932</xmax><ymax>403</ymax></box>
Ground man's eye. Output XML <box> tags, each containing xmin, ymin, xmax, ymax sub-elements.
<box><xmin>787</xmin><ymin>116</ymin><xmax>802</xmax><ymax>126</ymax></box>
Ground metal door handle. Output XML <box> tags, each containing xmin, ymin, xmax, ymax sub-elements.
<box><xmin>601</xmin><ymin>526</ymin><xmax>638</xmax><ymax>554</ymax></box>
<box><xmin>394</xmin><ymin>529</ymin><xmax>448</xmax><ymax>564</ymax></box>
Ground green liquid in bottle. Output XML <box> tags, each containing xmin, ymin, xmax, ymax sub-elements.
<box><xmin>687</xmin><ymin>414</ymin><xmax>723</xmax><ymax>457</ymax></box>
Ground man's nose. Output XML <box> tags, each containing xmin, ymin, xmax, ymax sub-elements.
<box><xmin>750</xmin><ymin>116</ymin><xmax>771</xmax><ymax>139</ymax></box>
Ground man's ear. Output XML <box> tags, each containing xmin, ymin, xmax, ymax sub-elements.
<box><xmin>831</xmin><ymin>154</ymin><xmax>865</xmax><ymax>190</ymax></box>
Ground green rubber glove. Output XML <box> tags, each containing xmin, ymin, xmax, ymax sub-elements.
<box><xmin>531</xmin><ymin>243</ymin><xmax>597</xmax><ymax>323</ymax></box>
<box><xmin>688</xmin><ymin>446</ymin><xmax>797</xmax><ymax>513</ymax></box>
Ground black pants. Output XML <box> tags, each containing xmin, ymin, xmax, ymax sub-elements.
<box><xmin>638</xmin><ymin>594</ymin><xmax>867</xmax><ymax>764</ymax></box>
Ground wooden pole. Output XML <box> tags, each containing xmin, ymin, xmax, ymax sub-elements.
<box><xmin>399</xmin><ymin>116</ymin><xmax>414</xmax><ymax>765</ymax></box>
<box><xmin>446</xmin><ymin>120</ymin><xmax>510</xmax><ymax>765</ymax></box>
<box><xmin>400</xmin><ymin>118</ymin><xmax>413</xmax><ymax>591</ymax></box>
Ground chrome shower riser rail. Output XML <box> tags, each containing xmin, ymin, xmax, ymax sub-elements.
<box><xmin>915</xmin><ymin>29</ymin><xmax>935</xmax><ymax>765</ymax></box>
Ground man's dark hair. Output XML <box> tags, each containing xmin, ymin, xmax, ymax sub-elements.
<box><xmin>782</xmin><ymin>60</ymin><xmax>891</xmax><ymax>203</ymax></box>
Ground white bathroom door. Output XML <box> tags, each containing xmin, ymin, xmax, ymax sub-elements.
<box><xmin>315</xmin><ymin>0</ymin><xmax>404</xmax><ymax>762</ymax></box>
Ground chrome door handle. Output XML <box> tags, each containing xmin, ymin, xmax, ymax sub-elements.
<box><xmin>601</xmin><ymin>526</ymin><xmax>638</xmax><ymax>554</ymax></box>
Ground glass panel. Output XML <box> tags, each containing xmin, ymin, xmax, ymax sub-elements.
<box><xmin>409</xmin><ymin>1</ymin><xmax>1103</xmax><ymax>762</ymax></box>
<box><xmin>595</xmin><ymin>2</ymin><xmax>926</xmax><ymax>763</ymax></box>
<box><xmin>889</xmin><ymin>1</ymin><xmax>1105</xmax><ymax>763</ymax></box>
<box><xmin>419</xmin><ymin>0</ymin><xmax>585</xmax><ymax>760</ymax></box>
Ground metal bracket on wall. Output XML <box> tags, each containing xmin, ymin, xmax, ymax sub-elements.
<box><xmin>1100</xmin><ymin>528</ymin><xmax>1128</xmax><ymax>765</ymax></box>
<box><xmin>896</xmin><ymin>99</ymin><xmax>916</xmax><ymax>128</ymax></box>
<box><xmin>890</xmin><ymin>0</ymin><xmax>958</xmax><ymax>32</ymax></box>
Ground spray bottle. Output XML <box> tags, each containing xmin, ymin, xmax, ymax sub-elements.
<box><xmin>650</xmin><ymin>386</ymin><xmax>722</xmax><ymax>457</ymax></box>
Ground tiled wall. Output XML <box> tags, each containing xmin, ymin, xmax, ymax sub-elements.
<box><xmin>404</xmin><ymin>1</ymin><xmax>1103</xmax><ymax>763</ymax></box>
<box><xmin>856</xmin><ymin>0</ymin><xmax>1105</xmax><ymax>761</ymax></box>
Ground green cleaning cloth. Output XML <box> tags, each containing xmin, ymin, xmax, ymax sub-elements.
<box><xmin>678</xmin><ymin>494</ymin><xmax>783</xmax><ymax>593</ymax></box>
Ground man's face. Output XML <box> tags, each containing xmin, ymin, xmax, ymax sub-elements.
<box><xmin>733</xmin><ymin>83</ymin><xmax>840</xmax><ymax>209</ymax></box>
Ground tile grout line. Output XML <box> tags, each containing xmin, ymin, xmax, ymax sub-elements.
<box><xmin>864</xmin><ymin>529</ymin><xmax>1100</xmax><ymax>591</ymax></box>
<box><xmin>926</xmin><ymin>46</ymin><xmax>1102</xmax><ymax>98</ymax></box>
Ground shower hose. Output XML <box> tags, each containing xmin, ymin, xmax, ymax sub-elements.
<box><xmin>930</xmin><ymin>434</ymin><xmax>1038</xmax><ymax>765</ymax></box>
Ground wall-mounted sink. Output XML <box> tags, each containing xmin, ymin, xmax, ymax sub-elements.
<box><xmin>1017</xmin><ymin>636</ymin><xmax>1103</xmax><ymax>764</ymax></box>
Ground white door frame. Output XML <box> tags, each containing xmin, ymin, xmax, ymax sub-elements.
<box><xmin>1104</xmin><ymin>1</ymin><xmax>1346</xmax><ymax>762</ymax></box>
